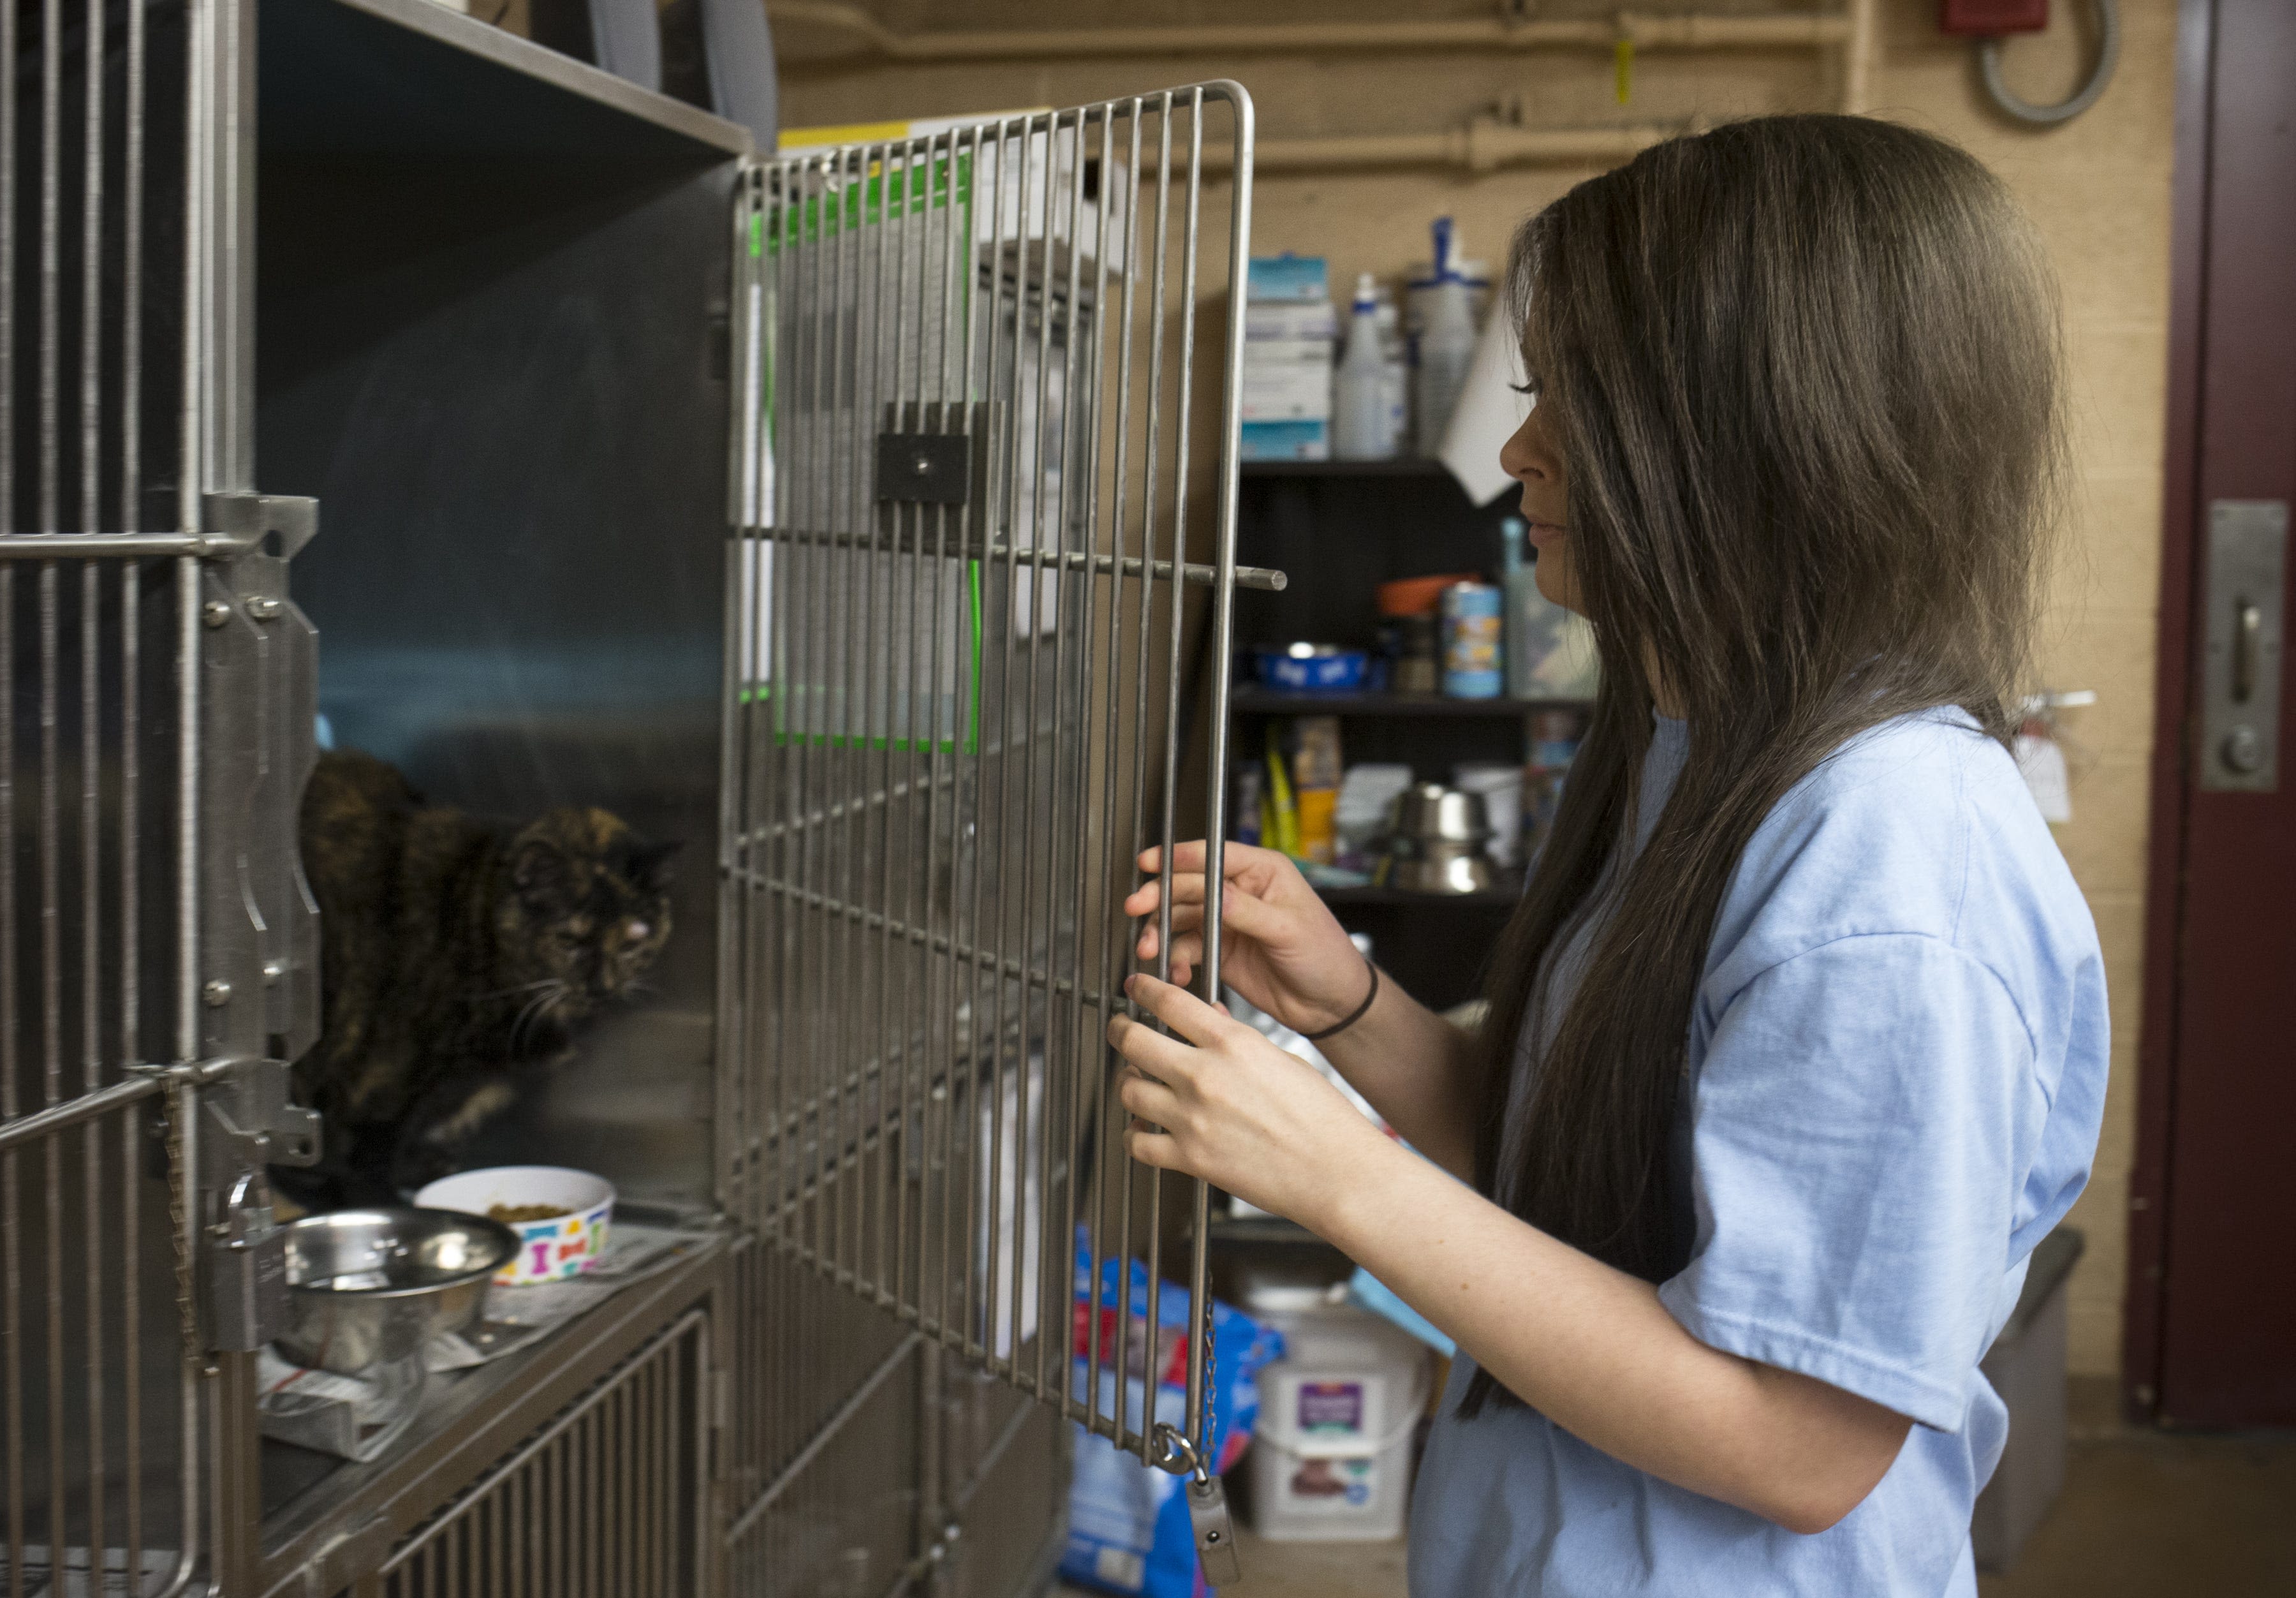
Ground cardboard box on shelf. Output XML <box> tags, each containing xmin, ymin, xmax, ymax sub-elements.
<box><xmin>1242</xmin><ymin>418</ymin><xmax>1330</xmax><ymax>461</ymax></box>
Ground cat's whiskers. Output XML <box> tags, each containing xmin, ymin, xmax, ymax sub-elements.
<box><xmin>470</xmin><ymin>979</ymin><xmax>561</xmax><ymax>1003</ymax></box>
<box><xmin>512</xmin><ymin>981</ymin><xmax>571</xmax><ymax>1051</ymax></box>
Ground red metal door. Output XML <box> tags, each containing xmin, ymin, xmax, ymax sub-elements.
<box><xmin>2133</xmin><ymin>0</ymin><xmax>2296</xmax><ymax>1426</ymax></box>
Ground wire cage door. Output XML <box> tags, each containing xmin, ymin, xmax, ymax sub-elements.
<box><xmin>3</xmin><ymin>0</ymin><xmax>320</xmax><ymax>1591</ymax></box>
<box><xmin>719</xmin><ymin>82</ymin><xmax>1269</xmax><ymax>1582</ymax></box>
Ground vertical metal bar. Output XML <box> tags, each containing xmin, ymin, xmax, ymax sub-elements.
<box><xmin>1173</xmin><ymin>85</ymin><xmax>1228</xmax><ymax>1458</ymax></box>
<box><xmin>83</xmin><ymin>564</ymin><xmax>108</xmax><ymax>1576</ymax></box>
<box><xmin>876</xmin><ymin>137</ymin><xmax>914</xmax><ymax>1317</ymax></box>
<box><xmin>1092</xmin><ymin>97</ymin><xmax>1147</xmax><ymax>1448</ymax></box>
<box><xmin>1130</xmin><ymin>91</ymin><xmax>1177</xmax><ymax>1463</ymax></box>
<box><xmin>79</xmin><ymin>0</ymin><xmax>112</xmax><ymax>1523</ymax></box>
<box><xmin>788</xmin><ymin>154</ymin><xmax>822</xmax><ymax>1281</ymax></box>
<box><xmin>1007</xmin><ymin>104</ymin><xmax>1059</xmax><ymax>1393</ymax></box>
<box><xmin>1036</xmin><ymin>105</ymin><xmax>1093</xmax><ymax>1414</ymax></box>
<box><xmin>1069</xmin><ymin>95</ymin><xmax>1117</xmax><ymax>1438</ymax></box>
<box><xmin>960</xmin><ymin>115</ymin><xmax>1015</xmax><ymax>1367</ymax></box>
<box><xmin>885</xmin><ymin>136</ymin><xmax>916</xmax><ymax>1327</ymax></box>
<box><xmin>1186</xmin><ymin>80</ymin><xmax>1253</xmax><ymax>1462</ymax></box>
<box><xmin>834</xmin><ymin>141</ymin><xmax>870</xmax><ymax>1296</ymax></box>
<box><xmin>119</xmin><ymin>10</ymin><xmax>151</xmax><ymax>1536</ymax></box>
<box><xmin>924</xmin><ymin>126</ymin><xmax>966</xmax><ymax>1347</ymax></box>
<box><xmin>174</xmin><ymin>555</ymin><xmax>202</xmax><ymax>1586</ymax></box>
<box><xmin>40</xmin><ymin>561</ymin><xmax>68</xmax><ymax>1580</ymax></box>
<box><xmin>0</xmin><ymin>0</ymin><xmax>15</xmax><ymax>1564</ymax></box>
<box><xmin>984</xmin><ymin>110</ymin><xmax>1044</xmax><ymax>1379</ymax></box>
<box><xmin>936</xmin><ymin>121</ymin><xmax>982</xmax><ymax>1354</ymax></box>
<box><xmin>0</xmin><ymin>4</ymin><xmax>15</xmax><ymax>1575</ymax></box>
<box><xmin>0</xmin><ymin>573</ymin><xmax>19</xmax><ymax>1598</ymax></box>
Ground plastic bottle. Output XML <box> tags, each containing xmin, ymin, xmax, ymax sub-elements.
<box><xmin>1413</xmin><ymin>218</ymin><xmax>1478</xmax><ymax>457</ymax></box>
<box><xmin>1333</xmin><ymin>273</ymin><xmax>1396</xmax><ymax>460</ymax></box>
<box><xmin>1501</xmin><ymin>517</ymin><xmax>1540</xmax><ymax>700</ymax></box>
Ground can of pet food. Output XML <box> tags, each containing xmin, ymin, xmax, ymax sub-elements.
<box><xmin>1441</xmin><ymin>582</ymin><xmax>1503</xmax><ymax>699</ymax></box>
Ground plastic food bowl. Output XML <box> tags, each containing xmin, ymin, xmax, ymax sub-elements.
<box><xmin>414</xmin><ymin>1166</ymin><xmax>615</xmax><ymax>1286</ymax></box>
<box><xmin>1254</xmin><ymin>643</ymin><xmax>1369</xmax><ymax>694</ymax></box>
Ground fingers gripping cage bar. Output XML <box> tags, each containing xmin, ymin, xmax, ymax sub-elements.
<box><xmin>720</xmin><ymin>82</ymin><xmax>1259</xmax><ymax>1503</ymax></box>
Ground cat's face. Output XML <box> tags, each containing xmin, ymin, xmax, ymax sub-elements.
<box><xmin>495</xmin><ymin>808</ymin><xmax>679</xmax><ymax>1021</ymax></box>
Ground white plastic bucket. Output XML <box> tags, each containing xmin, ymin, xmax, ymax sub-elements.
<box><xmin>1242</xmin><ymin>1282</ymin><xmax>1429</xmax><ymax>1542</ymax></box>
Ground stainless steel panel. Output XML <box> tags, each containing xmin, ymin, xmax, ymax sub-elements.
<box><xmin>260</xmin><ymin>154</ymin><xmax>738</xmax><ymax>1217</ymax></box>
<box><xmin>376</xmin><ymin>1310</ymin><xmax>711</xmax><ymax>1598</ymax></box>
<box><xmin>2199</xmin><ymin>499</ymin><xmax>2286</xmax><ymax>792</ymax></box>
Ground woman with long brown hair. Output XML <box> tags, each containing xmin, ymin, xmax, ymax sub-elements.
<box><xmin>1112</xmin><ymin>114</ymin><xmax>2108</xmax><ymax>1593</ymax></box>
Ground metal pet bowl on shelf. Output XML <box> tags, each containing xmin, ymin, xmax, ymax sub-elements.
<box><xmin>1380</xmin><ymin>783</ymin><xmax>1496</xmax><ymax>894</ymax></box>
<box><xmin>277</xmin><ymin>1207</ymin><xmax>519</xmax><ymax>1376</ymax></box>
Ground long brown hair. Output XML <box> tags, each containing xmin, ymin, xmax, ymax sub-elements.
<box><xmin>1461</xmin><ymin>115</ymin><xmax>2062</xmax><ymax>1417</ymax></box>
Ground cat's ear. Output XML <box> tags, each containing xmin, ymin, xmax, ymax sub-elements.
<box><xmin>512</xmin><ymin>839</ymin><xmax>577</xmax><ymax>913</ymax></box>
<box><xmin>635</xmin><ymin>838</ymin><xmax>684</xmax><ymax>894</ymax></box>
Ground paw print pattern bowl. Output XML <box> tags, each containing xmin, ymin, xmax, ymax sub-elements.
<box><xmin>415</xmin><ymin>1166</ymin><xmax>615</xmax><ymax>1286</ymax></box>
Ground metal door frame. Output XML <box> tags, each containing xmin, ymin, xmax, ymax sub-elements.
<box><xmin>2130</xmin><ymin>0</ymin><xmax>2296</xmax><ymax>1426</ymax></box>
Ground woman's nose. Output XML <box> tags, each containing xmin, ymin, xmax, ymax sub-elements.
<box><xmin>1501</xmin><ymin>416</ymin><xmax>1553</xmax><ymax>485</ymax></box>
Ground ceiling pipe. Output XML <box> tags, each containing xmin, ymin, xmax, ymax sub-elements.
<box><xmin>1209</xmin><ymin>117</ymin><xmax>1680</xmax><ymax>175</ymax></box>
<box><xmin>771</xmin><ymin>2</ymin><xmax>1875</xmax><ymax>174</ymax></box>
<box><xmin>770</xmin><ymin>3</ymin><xmax>1855</xmax><ymax>66</ymax></box>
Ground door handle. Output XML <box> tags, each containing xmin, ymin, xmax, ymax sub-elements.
<box><xmin>2233</xmin><ymin>598</ymin><xmax>2262</xmax><ymax>702</ymax></box>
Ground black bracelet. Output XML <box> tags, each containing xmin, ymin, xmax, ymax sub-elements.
<box><xmin>1299</xmin><ymin>958</ymin><xmax>1380</xmax><ymax>1042</ymax></box>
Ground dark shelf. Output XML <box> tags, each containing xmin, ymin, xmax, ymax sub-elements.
<box><xmin>1318</xmin><ymin>884</ymin><xmax>1520</xmax><ymax>908</ymax></box>
<box><xmin>1240</xmin><ymin>457</ymin><xmax>1449</xmax><ymax>478</ymax></box>
<box><xmin>1232</xmin><ymin>689</ymin><xmax>1588</xmax><ymax>718</ymax></box>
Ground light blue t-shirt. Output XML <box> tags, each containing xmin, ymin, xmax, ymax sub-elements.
<box><xmin>1409</xmin><ymin>708</ymin><xmax>2109</xmax><ymax>1597</ymax></box>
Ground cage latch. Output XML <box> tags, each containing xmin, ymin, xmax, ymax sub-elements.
<box><xmin>874</xmin><ymin>429</ymin><xmax>973</xmax><ymax>505</ymax></box>
<box><xmin>1186</xmin><ymin>1472</ymin><xmax>1242</xmax><ymax>1586</ymax></box>
<box><xmin>204</xmin><ymin>1168</ymin><xmax>290</xmax><ymax>1352</ymax></box>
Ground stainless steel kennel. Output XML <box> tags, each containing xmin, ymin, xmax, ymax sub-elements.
<box><xmin>1</xmin><ymin>0</ymin><xmax>1262</xmax><ymax>1587</ymax></box>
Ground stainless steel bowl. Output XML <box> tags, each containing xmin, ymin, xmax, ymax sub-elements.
<box><xmin>1383</xmin><ymin>840</ymin><xmax>1497</xmax><ymax>895</ymax></box>
<box><xmin>277</xmin><ymin>1208</ymin><xmax>518</xmax><ymax>1375</ymax></box>
<box><xmin>1392</xmin><ymin>783</ymin><xmax>1491</xmax><ymax>844</ymax></box>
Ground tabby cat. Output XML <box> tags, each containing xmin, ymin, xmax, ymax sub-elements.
<box><xmin>276</xmin><ymin>749</ymin><xmax>678</xmax><ymax>1210</ymax></box>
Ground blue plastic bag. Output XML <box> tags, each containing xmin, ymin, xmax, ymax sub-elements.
<box><xmin>1061</xmin><ymin>1235</ymin><xmax>1282</xmax><ymax>1597</ymax></box>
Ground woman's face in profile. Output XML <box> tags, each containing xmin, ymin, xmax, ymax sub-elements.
<box><xmin>1501</xmin><ymin>392</ymin><xmax>1579</xmax><ymax>613</ymax></box>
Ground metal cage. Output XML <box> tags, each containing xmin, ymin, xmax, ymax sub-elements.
<box><xmin>720</xmin><ymin>82</ymin><xmax>1262</xmax><ymax>1574</ymax></box>
<box><xmin>5</xmin><ymin>0</ymin><xmax>1262</xmax><ymax>1585</ymax></box>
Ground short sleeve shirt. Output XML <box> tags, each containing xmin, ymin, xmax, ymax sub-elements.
<box><xmin>1408</xmin><ymin>709</ymin><xmax>2110</xmax><ymax>1597</ymax></box>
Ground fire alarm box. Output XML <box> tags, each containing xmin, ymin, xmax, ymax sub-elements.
<box><xmin>1941</xmin><ymin>0</ymin><xmax>2048</xmax><ymax>31</ymax></box>
<box><xmin>1938</xmin><ymin>0</ymin><xmax>2048</xmax><ymax>33</ymax></box>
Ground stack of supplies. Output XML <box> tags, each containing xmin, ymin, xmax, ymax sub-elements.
<box><xmin>1242</xmin><ymin>253</ymin><xmax>1336</xmax><ymax>461</ymax></box>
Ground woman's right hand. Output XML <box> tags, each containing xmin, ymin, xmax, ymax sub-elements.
<box><xmin>1122</xmin><ymin>841</ymin><xmax>1371</xmax><ymax>1037</ymax></box>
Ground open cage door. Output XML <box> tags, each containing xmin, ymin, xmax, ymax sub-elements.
<box><xmin>719</xmin><ymin>83</ymin><xmax>1269</xmax><ymax>1588</ymax></box>
<box><xmin>1</xmin><ymin>0</ymin><xmax>325</xmax><ymax>1589</ymax></box>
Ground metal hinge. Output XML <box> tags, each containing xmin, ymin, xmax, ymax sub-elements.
<box><xmin>202</xmin><ymin>491</ymin><xmax>318</xmax><ymax>559</ymax></box>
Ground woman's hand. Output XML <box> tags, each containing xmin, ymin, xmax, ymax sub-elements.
<box><xmin>1123</xmin><ymin>841</ymin><xmax>1370</xmax><ymax>1037</ymax></box>
<box><xmin>1108</xmin><ymin>971</ymin><xmax>1394</xmax><ymax>1229</ymax></box>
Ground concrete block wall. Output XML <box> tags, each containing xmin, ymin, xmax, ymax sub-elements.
<box><xmin>776</xmin><ymin>0</ymin><xmax>2181</xmax><ymax>1380</ymax></box>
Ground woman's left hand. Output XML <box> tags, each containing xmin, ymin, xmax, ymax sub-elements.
<box><xmin>1108</xmin><ymin>972</ymin><xmax>1394</xmax><ymax>1229</ymax></box>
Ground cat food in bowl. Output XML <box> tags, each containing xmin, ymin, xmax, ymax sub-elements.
<box><xmin>415</xmin><ymin>1166</ymin><xmax>614</xmax><ymax>1285</ymax></box>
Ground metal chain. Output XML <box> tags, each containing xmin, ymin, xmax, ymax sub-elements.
<box><xmin>163</xmin><ymin>1086</ymin><xmax>200</xmax><ymax>1366</ymax></box>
